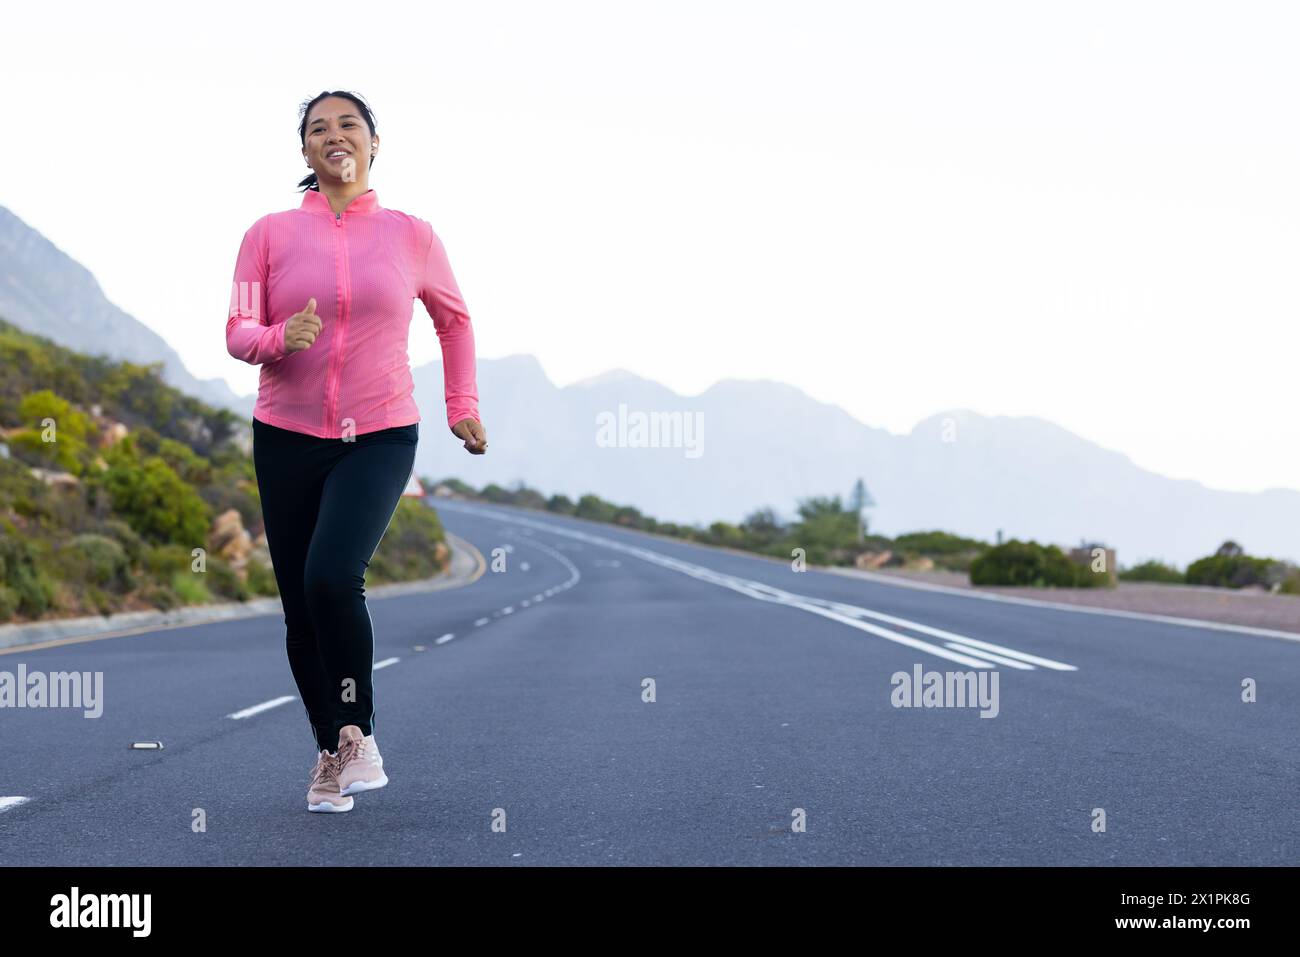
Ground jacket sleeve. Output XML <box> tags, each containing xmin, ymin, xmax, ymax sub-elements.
<box><xmin>226</xmin><ymin>218</ymin><xmax>288</xmax><ymax>365</ymax></box>
<box><xmin>416</xmin><ymin>221</ymin><xmax>481</xmax><ymax>431</ymax></box>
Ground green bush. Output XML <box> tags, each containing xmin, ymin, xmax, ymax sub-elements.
<box><xmin>137</xmin><ymin>582</ymin><xmax>179</xmax><ymax>611</ymax></box>
<box><xmin>156</xmin><ymin>437</ymin><xmax>212</xmax><ymax>486</ymax></box>
<box><xmin>244</xmin><ymin>558</ymin><xmax>279</xmax><ymax>597</ymax></box>
<box><xmin>95</xmin><ymin>518</ymin><xmax>147</xmax><ymax>566</ymax></box>
<box><xmin>0</xmin><ymin>584</ymin><xmax>18</xmax><ymax>620</ymax></box>
<box><xmin>170</xmin><ymin>569</ymin><xmax>211</xmax><ymax>604</ymax></box>
<box><xmin>1119</xmin><ymin>560</ymin><xmax>1185</xmax><ymax>584</ymax></box>
<box><xmin>739</xmin><ymin>507</ymin><xmax>785</xmax><ymax>547</ymax></box>
<box><xmin>368</xmin><ymin>498</ymin><xmax>446</xmax><ymax>583</ymax></box>
<box><xmin>1185</xmin><ymin>554</ymin><xmax>1274</xmax><ymax>588</ymax></box>
<box><xmin>62</xmin><ymin>533</ymin><xmax>135</xmax><ymax>593</ymax></box>
<box><xmin>6</xmin><ymin>389</ymin><xmax>95</xmax><ymax>475</ymax></box>
<box><xmin>970</xmin><ymin>539</ymin><xmax>1102</xmax><ymax>588</ymax></box>
<box><xmin>1280</xmin><ymin>568</ymin><xmax>1300</xmax><ymax>595</ymax></box>
<box><xmin>141</xmin><ymin>543</ymin><xmax>194</xmax><ymax>577</ymax></box>
<box><xmin>203</xmin><ymin>555</ymin><xmax>249</xmax><ymax>602</ymax></box>
<box><xmin>706</xmin><ymin>521</ymin><xmax>747</xmax><ymax>548</ymax></box>
<box><xmin>90</xmin><ymin>434</ymin><xmax>211</xmax><ymax>546</ymax></box>
<box><xmin>546</xmin><ymin>493</ymin><xmax>576</xmax><ymax>514</ymax></box>
<box><xmin>0</xmin><ymin>531</ymin><xmax>59</xmax><ymax>618</ymax></box>
<box><xmin>769</xmin><ymin>495</ymin><xmax>864</xmax><ymax>566</ymax></box>
<box><xmin>892</xmin><ymin>530</ymin><xmax>989</xmax><ymax>555</ymax></box>
<box><xmin>574</xmin><ymin>494</ymin><xmax>619</xmax><ymax>523</ymax></box>
<box><xmin>85</xmin><ymin>585</ymin><xmax>114</xmax><ymax>616</ymax></box>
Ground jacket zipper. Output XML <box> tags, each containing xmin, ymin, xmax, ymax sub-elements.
<box><xmin>324</xmin><ymin>210</ymin><xmax>349</xmax><ymax>434</ymax></box>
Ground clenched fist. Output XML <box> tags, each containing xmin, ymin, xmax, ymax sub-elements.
<box><xmin>452</xmin><ymin>417</ymin><xmax>488</xmax><ymax>455</ymax></box>
<box><xmin>284</xmin><ymin>298</ymin><xmax>322</xmax><ymax>353</ymax></box>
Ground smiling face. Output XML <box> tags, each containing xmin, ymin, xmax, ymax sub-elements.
<box><xmin>303</xmin><ymin>97</ymin><xmax>378</xmax><ymax>185</ymax></box>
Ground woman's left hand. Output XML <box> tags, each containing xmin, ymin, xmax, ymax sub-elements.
<box><xmin>452</xmin><ymin>417</ymin><xmax>488</xmax><ymax>454</ymax></box>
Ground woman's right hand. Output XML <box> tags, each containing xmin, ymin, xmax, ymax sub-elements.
<box><xmin>284</xmin><ymin>298</ymin><xmax>322</xmax><ymax>352</ymax></box>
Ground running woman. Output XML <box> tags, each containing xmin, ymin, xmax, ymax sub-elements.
<box><xmin>226</xmin><ymin>90</ymin><xmax>488</xmax><ymax>812</ymax></box>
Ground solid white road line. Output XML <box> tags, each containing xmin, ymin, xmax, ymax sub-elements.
<box><xmin>227</xmin><ymin>695</ymin><xmax>296</xmax><ymax>720</ymax></box>
<box><xmin>816</xmin><ymin>600</ymin><xmax>1076</xmax><ymax>671</ymax></box>
<box><xmin>439</xmin><ymin>502</ymin><xmax>1077</xmax><ymax>670</ymax></box>
<box><xmin>943</xmin><ymin>643</ymin><xmax>1035</xmax><ymax>668</ymax></box>
<box><xmin>937</xmin><ymin>633</ymin><xmax>1078</xmax><ymax>670</ymax></box>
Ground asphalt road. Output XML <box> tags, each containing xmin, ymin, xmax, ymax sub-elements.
<box><xmin>0</xmin><ymin>499</ymin><xmax>1295</xmax><ymax>865</ymax></box>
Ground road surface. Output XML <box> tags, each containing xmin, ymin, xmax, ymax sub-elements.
<box><xmin>0</xmin><ymin>499</ymin><xmax>1295</xmax><ymax>865</ymax></box>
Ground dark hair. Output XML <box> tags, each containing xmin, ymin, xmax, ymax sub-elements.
<box><xmin>297</xmin><ymin>90</ymin><xmax>378</xmax><ymax>192</ymax></box>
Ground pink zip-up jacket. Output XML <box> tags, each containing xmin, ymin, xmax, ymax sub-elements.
<box><xmin>226</xmin><ymin>187</ymin><xmax>480</xmax><ymax>439</ymax></box>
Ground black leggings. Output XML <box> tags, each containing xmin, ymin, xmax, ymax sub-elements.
<box><xmin>251</xmin><ymin>417</ymin><xmax>419</xmax><ymax>754</ymax></box>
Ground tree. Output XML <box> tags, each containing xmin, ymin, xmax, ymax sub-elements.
<box><xmin>740</xmin><ymin>507</ymin><xmax>785</xmax><ymax>547</ymax></box>
<box><xmin>847</xmin><ymin>479</ymin><xmax>876</xmax><ymax>541</ymax></box>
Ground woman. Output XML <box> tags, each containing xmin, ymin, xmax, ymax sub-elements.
<box><xmin>226</xmin><ymin>90</ymin><xmax>488</xmax><ymax>813</ymax></box>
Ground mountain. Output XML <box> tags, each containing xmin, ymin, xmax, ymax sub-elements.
<box><xmin>0</xmin><ymin>205</ymin><xmax>252</xmax><ymax>417</ymax></box>
<box><xmin>413</xmin><ymin>357</ymin><xmax>1300</xmax><ymax>568</ymax></box>
<box><xmin>5</xmin><ymin>200</ymin><xmax>1294</xmax><ymax>567</ymax></box>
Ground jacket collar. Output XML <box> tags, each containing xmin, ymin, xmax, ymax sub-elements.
<box><xmin>300</xmin><ymin>187</ymin><xmax>381</xmax><ymax>217</ymax></box>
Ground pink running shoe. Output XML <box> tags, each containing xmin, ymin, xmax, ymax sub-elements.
<box><xmin>335</xmin><ymin>725</ymin><xmax>388</xmax><ymax>797</ymax></box>
<box><xmin>307</xmin><ymin>749</ymin><xmax>353</xmax><ymax>813</ymax></box>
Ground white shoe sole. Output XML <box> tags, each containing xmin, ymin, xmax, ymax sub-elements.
<box><xmin>308</xmin><ymin>797</ymin><xmax>354</xmax><ymax>812</ymax></box>
<box><xmin>340</xmin><ymin>772</ymin><xmax>388</xmax><ymax>797</ymax></box>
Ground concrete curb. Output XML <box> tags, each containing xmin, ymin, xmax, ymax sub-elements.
<box><xmin>0</xmin><ymin>530</ymin><xmax>485</xmax><ymax>653</ymax></box>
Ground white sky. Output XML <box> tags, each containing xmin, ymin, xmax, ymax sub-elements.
<box><xmin>6</xmin><ymin>0</ymin><xmax>1298</xmax><ymax>493</ymax></box>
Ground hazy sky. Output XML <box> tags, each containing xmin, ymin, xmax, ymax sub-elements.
<box><xmin>6</xmin><ymin>1</ymin><xmax>1297</xmax><ymax>494</ymax></box>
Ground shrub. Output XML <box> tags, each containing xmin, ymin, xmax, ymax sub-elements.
<box><xmin>1185</xmin><ymin>553</ymin><xmax>1274</xmax><ymax>589</ymax></box>
<box><xmin>244</xmin><ymin>558</ymin><xmax>279</xmax><ymax>597</ymax></box>
<box><xmin>203</xmin><ymin>555</ymin><xmax>248</xmax><ymax>602</ymax></box>
<box><xmin>0</xmin><ymin>531</ymin><xmax>59</xmax><ymax>618</ymax></box>
<box><xmin>7</xmin><ymin>390</ymin><xmax>95</xmax><ymax>475</ymax></box>
<box><xmin>1280</xmin><ymin>567</ymin><xmax>1300</xmax><ymax>595</ymax></box>
<box><xmin>892</xmin><ymin>530</ymin><xmax>989</xmax><ymax>555</ymax></box>
<box><xmin>95</xmin><ymin>518</ymin><xmax>146</xmax><ymax>566</ymax></box>
<box><xmin>170</xmin><ymin>569</ymin><xmax>211</xmax><ymax>604</ymax></box>
<box><xmin>970</xmin><ymin>539</ymin><xmax>1101</xmax><ymax>588</ymax></box>
<box><xmin>546</xmin><ymin>493</ymin><xmax>576</xmax><ymax>514</ymax></box>
<box><xmin>0</xmin><ymin>585</ymin><xmax>17</xmax><ymax>620</ymax></box>
<box><xmin>368</xmin><ymin>499</ymin><xmax>446</xmax><ymax>583</ymax></box>
<box><xmin>89</xmin><ymin>434</ymin><xmax>211</xmax><ymax>546</ymax></box>
<box><xmin>137</xmin><ymin>582</ymin><xmax>179</xmax><ymax>611</ymax></box>
<box><xmin>1119</xmin><ymin>560</ymin><xmax>1184</xmax><ymax>584</ymax></box>
<box><xmin>62</xmin><ymin>533</ymin><xmax>135</xmax><ymax>593</ymax></box>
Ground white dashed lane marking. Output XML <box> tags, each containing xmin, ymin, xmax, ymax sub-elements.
<box><xmin>226</xmin><ymin>695</ymin><xmax>296</xmax><ymax>720</ymax></box>
<box><xmin>0</xmin><ymin>797</ymin><xmax>32</xmax><ymax>814</ymax></box>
